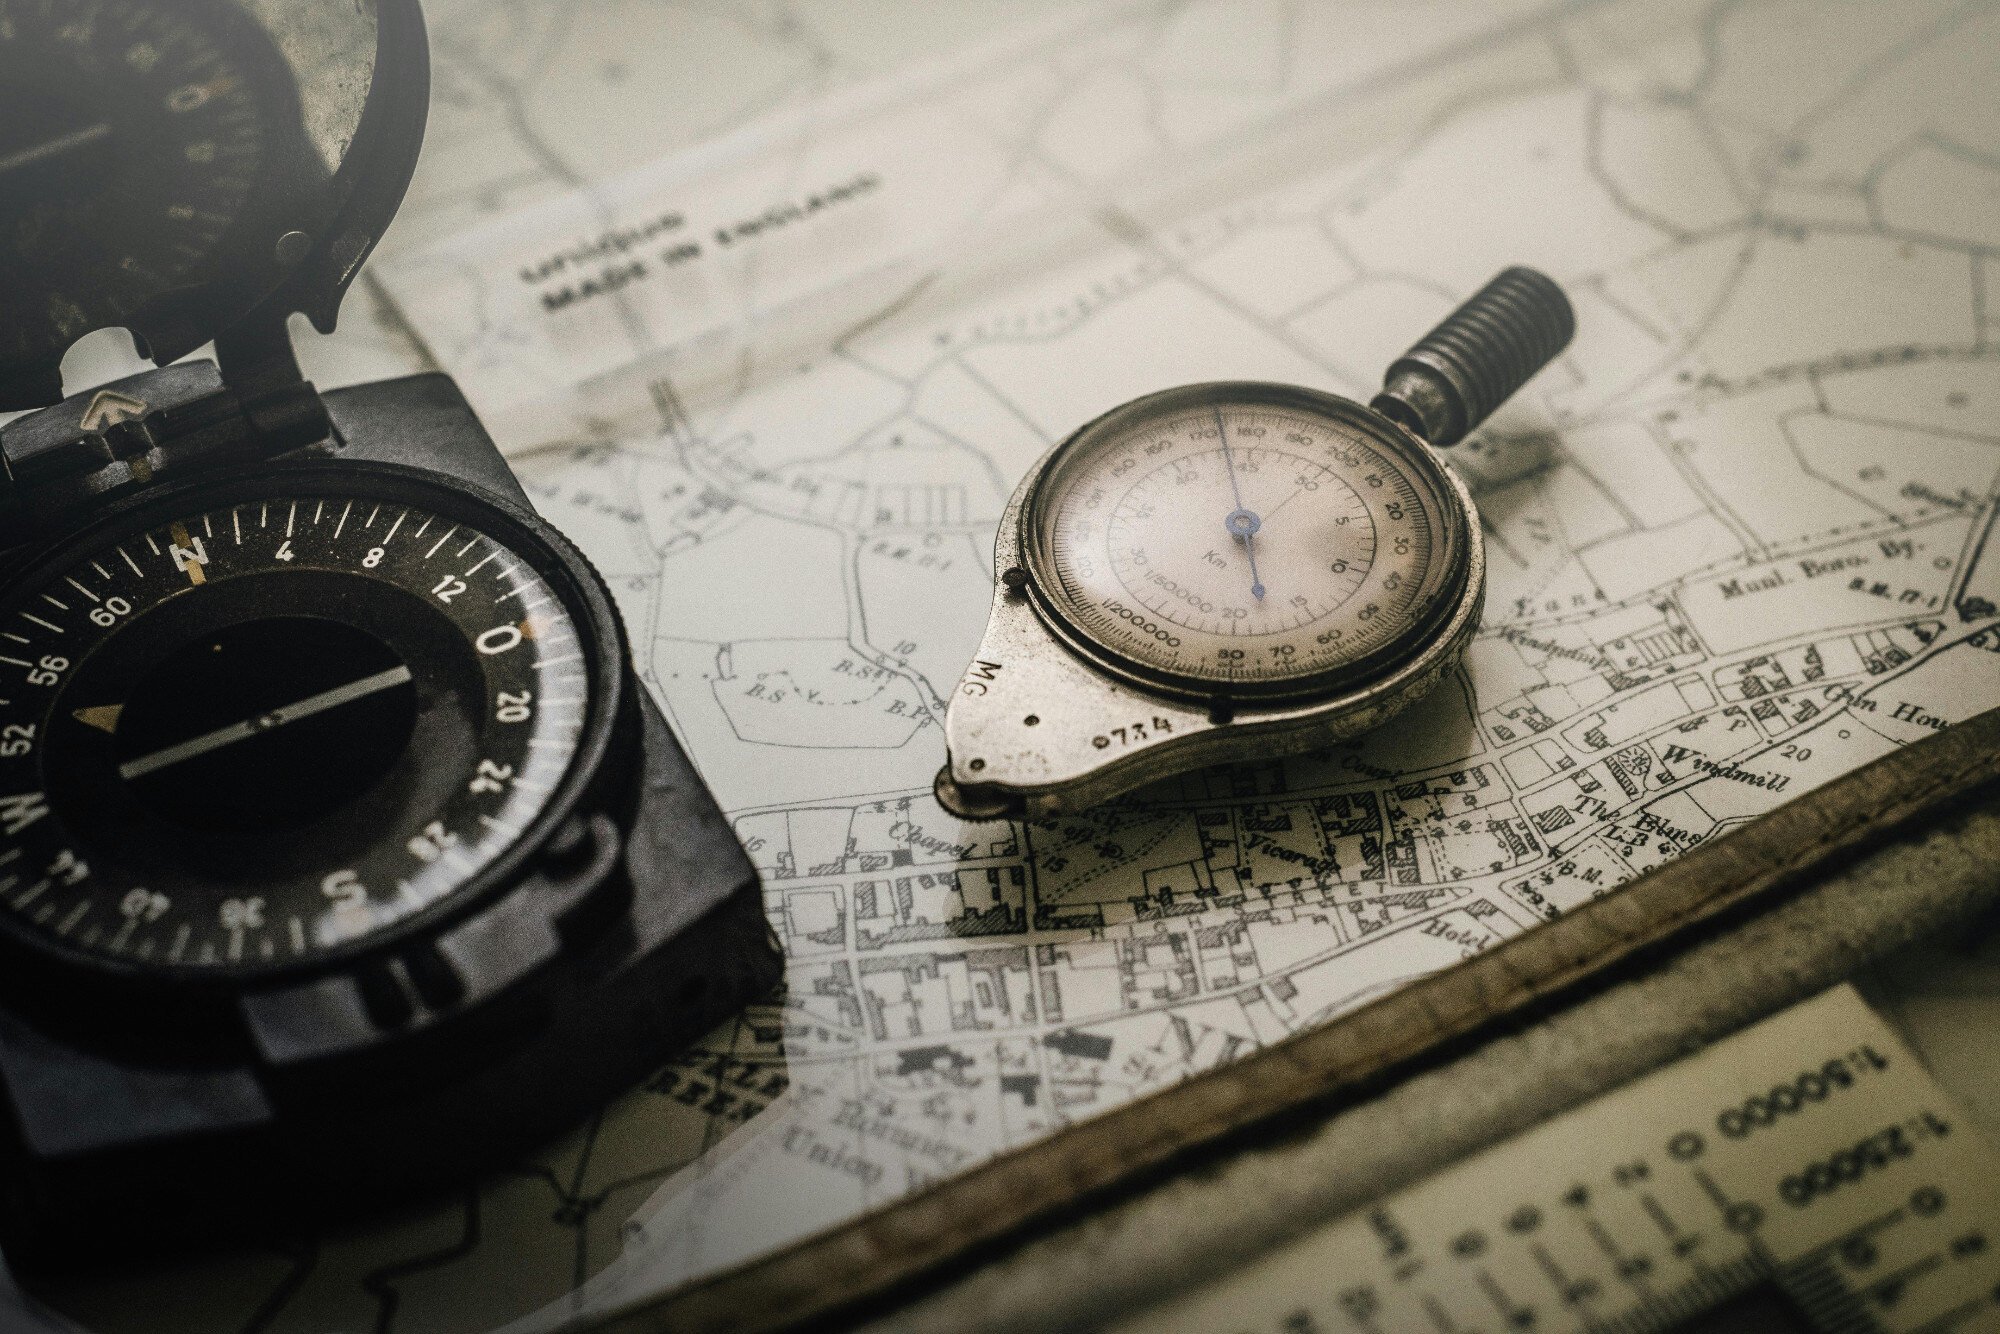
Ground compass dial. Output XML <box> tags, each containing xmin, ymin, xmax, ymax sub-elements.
<box><xmin>0</xmin><ymin>475</ymin><xmax>613</xmax><ymax>976</ymax></box>
<box><xmin>1027</xmin><ymin>386</ymin><xmax>1471</xmax><ymax>697</ymax></box>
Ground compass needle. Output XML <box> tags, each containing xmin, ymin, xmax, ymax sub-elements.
<box><xmin>116</xmin><ymin>664</ymin><xmax>413</xmax><ymax>781</ymax></box>
<box><xmin>1213</xmin><ymin>404</ymin><xmax>1267</xmax><ymax>600</ymax></box>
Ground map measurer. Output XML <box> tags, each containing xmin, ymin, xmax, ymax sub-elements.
<box><xmin>0</xmin><ymin>0</ymin><xmax>777</xmax><ymax>1266</ymax></box>
<box><xmin>937</xmin><ymin>267</ymin><xmax>1574</xmax><ymax>819</ymax></box>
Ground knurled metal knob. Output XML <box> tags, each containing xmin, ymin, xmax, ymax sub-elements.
<box><xmin>1371</xmin><ymin>266</ymin><xmax>1574</xmax><ymax>448</ymax></box>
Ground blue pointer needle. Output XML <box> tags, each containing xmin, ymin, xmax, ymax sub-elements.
<box><xmin>1216</xmin><ymin>405</ymin><xmax>1266</xmax><ymax>600</ymax></box>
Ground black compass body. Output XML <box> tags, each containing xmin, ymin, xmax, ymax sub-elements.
<box><xmin>0</xmin><ymin>0</ymin><xmax>777</xmax><ymax>1267</ymax></box>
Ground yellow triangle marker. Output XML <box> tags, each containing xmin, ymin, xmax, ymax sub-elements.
<box><xmin>73</xmin><ymin>705</ymin><xmax>124</xmax><ymax>734</ymax></box>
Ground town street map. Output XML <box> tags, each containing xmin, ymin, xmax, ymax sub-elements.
<box><xmin>16</xmin><ymin>1</ymin><xmax>2000</xmax><ymax>1331</ymax></box>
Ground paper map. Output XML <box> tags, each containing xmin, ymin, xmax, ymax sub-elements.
<box><xmin>15</xmin><ymin>1</ymin><xmax>2000</xmax><ymax>1331</ymax></box>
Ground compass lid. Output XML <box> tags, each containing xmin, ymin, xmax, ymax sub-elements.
<box><xmin>0</xmin><ymin>0</ymin><xmax>431</xmax><ymax>411</ymax></box>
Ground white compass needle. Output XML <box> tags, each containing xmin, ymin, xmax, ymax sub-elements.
<box><xmin>0</xmin><ymin>122</ymin><xmax>112</xmax><ymax>177</ymax></box>
<box><xmin>1215</xmin><ymin>405</ymin><xmax>1266</xmax><ymax>600</ymax></box>
<box><xmin>117</xmin><ymin>665</ymin><xmax>413</xmax><ymax>781</ymax></box>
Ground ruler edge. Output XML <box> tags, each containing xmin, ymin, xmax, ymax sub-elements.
<box><xmin>1133</xmin><ymin>982</ymin><xmax>2000</xmax><ymax>1334</ymax></box>
<box><xmin>596</xmin><ymin>707</ymin><xmax>2000</xmax><ymax>1334</ymax></box>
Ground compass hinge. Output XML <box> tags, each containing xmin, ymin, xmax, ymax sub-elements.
<box><xmin>231</xmin><ymin>377</ymin><xmax>335</xmax><ymax>455</ymax></box>
<box><xmin>213</xmin><ymin>310</ymin><xmax>334</xmax><ymax>455</ymax></box>
<box><xmin>0</xmin><ymin>361</ymin><xmax>336</xmax><ymax>546</ymax></box>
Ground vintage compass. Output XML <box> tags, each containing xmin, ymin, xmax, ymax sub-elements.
<box><xmin>0</xmin><ymin>0</ymin><xmax>777</xmax><ymax>1266</ymax></box>
<box><xmin>937</xmin><ymin>268</ymin><xmax>1574</xmax><ymax>819</ymax></box>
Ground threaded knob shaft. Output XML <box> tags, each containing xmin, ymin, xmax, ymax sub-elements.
<box><xmin>1370</xmin><ymin>266</ymin><xmax>1573</xmax><ymax>448</ymax></box>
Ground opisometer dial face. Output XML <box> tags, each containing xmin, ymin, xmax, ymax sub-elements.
<box><xmin>0</xmin><ymin>477</ymin><xmax>605</xmax><ymax>977</ymax></box>
<box><xmin>1026</xmin><ymin>386</ymin><xmax>1469</xmax><ymax>697</ymax></box>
